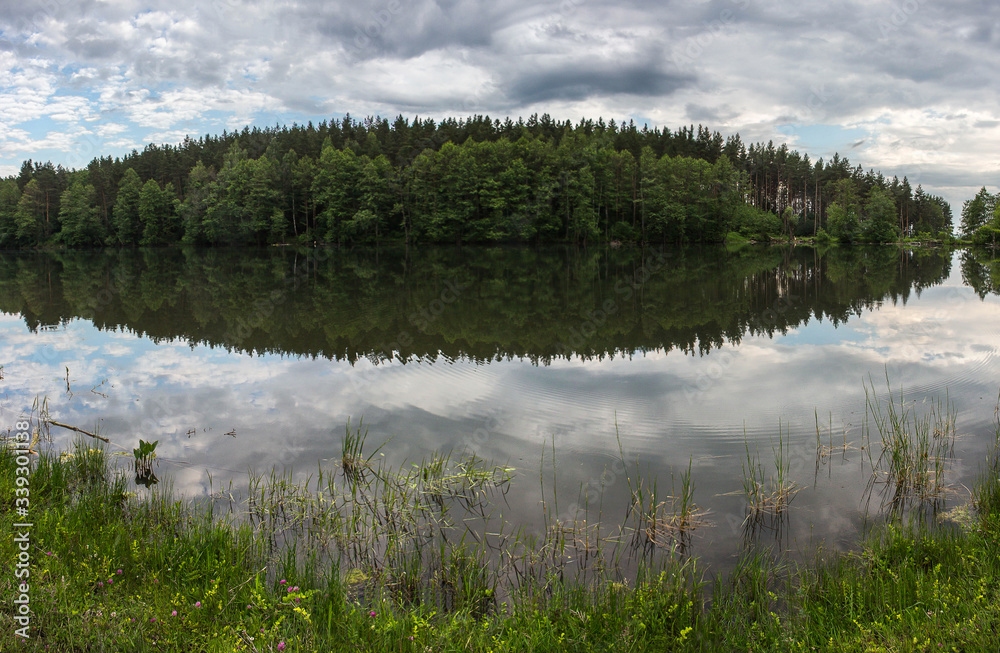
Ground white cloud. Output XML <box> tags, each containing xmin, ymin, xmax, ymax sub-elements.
<box><xmin>0</xmin><ymin>0</ymin><xmax>996</xmax><ymax>211</ymax></box>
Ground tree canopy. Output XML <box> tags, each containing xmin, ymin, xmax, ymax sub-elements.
<box><xmin>0</xmin><ymin>114</ymin><xmax>957</xmax><ymax>248</ymax></box>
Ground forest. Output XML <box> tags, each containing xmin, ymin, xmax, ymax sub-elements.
<box><xmin>0</xmin><ymin>114</ymin><xmax>966</xmax><ymax>248</ymax></box>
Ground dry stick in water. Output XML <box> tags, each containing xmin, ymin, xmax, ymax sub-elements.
<box><xmin>45</xmin><ymin>420</ymin><xmax>110</xmax><ymax>443</ymax></box>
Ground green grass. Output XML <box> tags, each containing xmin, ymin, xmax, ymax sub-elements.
<box><xmin>741</xmin><ymin>423</ymin><xmax>799</xmax><ymax>524</ymax></box>
<box><xmin>2</xmin><ymin>398</ymin><xmax>1000</xmax><ymax>652</ymax></box>
<box><xmin>863</xmin><ymin>375</ymin><xmax>958</xmax><ymax>513</ymax></box>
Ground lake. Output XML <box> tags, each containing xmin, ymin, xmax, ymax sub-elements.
<box><xmin>2</xmin><ymin>244</ymin><xmax>999</xmax><ymax>573</ymax></box>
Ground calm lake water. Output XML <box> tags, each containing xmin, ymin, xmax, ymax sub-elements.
<box><xmin>2</xmin><ymin>245</ymin><xmax>1000</xmax><ymax>571</ymax></box>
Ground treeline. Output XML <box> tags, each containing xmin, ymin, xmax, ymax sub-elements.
<box><xmin>0</xmin><ymin>114</ymin><xmax>955</xmax><ymax>248</ymax></box>
<box><xmin>959</xmin><ymin>186</ymin><xmax>1000</xmax><ymax>245</ymax></box>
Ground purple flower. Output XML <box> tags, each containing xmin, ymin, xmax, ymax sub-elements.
<box><xmin>107</xmin><ymin>579</ymin><xmax>113</xmax><ymax>585</ymax></box>
<box><xmin>171</xmin><ymin>611</ymin><xmax>177</xmax><ymax>617</ymax></box>
<box><xmin>116</xmin><ymin>569</ymin><xmax>123</xmax><ymax>575</ymax></box>
<box><xmin>277</xmin><ymin>643</ymin><xmax>286</xmax><ymax>651</ymax></box>
<box><xmin>279</xmin><ymin>579</ymin><xmax>287</xmax><ymax>585</ymax></box>
<box><xmin>150</xmin><ymin>617</ymin><xmax>156</xmax><ymax>623</ymax></box>
<box><xmin>194</xmin><ymin>602</ymin><xmax>201</xmax><ymax>608</ymax></box>
<box><xmin>369</xmin><ymin>610</ymin><xmax>376</xmax><ymax>617</ymax></box>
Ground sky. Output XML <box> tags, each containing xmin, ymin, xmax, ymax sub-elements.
<box><xmin>0</xmin><ymin>0</ymin><xmax>998</xmax><ymax>212</ymax></box>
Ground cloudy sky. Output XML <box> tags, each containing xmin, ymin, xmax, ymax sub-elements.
<box><xmin>0</xmin><ymin>0</ymin><xmax>997</xmax><ymax>210</ymax></box>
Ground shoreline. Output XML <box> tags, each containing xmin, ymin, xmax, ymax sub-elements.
<box><xmin>2</xmin><ymin>403</ymin><xmax>998</xmax><ymax>652</ymax></box>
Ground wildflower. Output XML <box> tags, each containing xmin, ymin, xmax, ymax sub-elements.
<box><xmin>277</xmin><ymin>643</ymin><xmax>286</xmax><ymax>651</ymax></box>
<box><xmin>171</xmin><ymin>611</ymin><xmax>177</xmax><ymax>617</ymax></box>
<box><xmin>117</xmin><ymin>569</ymin><xmax>123</xmax><ymax>575</ymax></box>
<box><xmin>98</xmin><ymin>581</ymin><xmax>104</xmax><ymax>588</ymax></box>
<box><xmin>369</xmin><ymin>610</ymin><xmax>376</xmax><ymax>617</ymax></box>
<box><xmin>279</xmin><ymin>580</ymin><xmax>287</xmax><ymax>585</ymax></box>
<box><xmin>45</xmin><ymin>552</ymin><xmax>53</xmax><ymax>556</ymax></box>
<box><xmin>107</xmin><ymin>579</ymin><xmax>113</xmax><ymax>585</ymax></box>
<box><xmin>246</xmin><ymin>604</ymin><xmax>252</xmax><ymax>609</ymax></box>
<box><xmin>150</xmin><ymin>618</ymin><xmax>156</xmax><ymax>623</ymax></box>
<box><xmin>195</xmin><ymin>602</ymin><xmax>201</xmax><ymax>608</ymax></box>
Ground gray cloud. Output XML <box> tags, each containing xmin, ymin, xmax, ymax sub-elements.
<box><xmin>0</xmin><ymin>0</ymin><xmax>998</xmax><ymax>209</ymax></box>
<box><xmin>507</xmin><ymin>62</ymin><xmax>694</xmax><ymax>104</ymax></box>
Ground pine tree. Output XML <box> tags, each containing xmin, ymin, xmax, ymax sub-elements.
<box><xmin>139</xmin><ymin>179</ymin><xmax>178</xmax><ymax>246</ymax></box>
<box><xmin>15</xmin><ymin>179</ymin><xmax>47</xmax><ymax>245</ymax></box>
<box><xmin>112</xmin><ymin>169</ymin><xmax>143</xmax><ymax>245</ymax></box>
<box><xmin>59</xmin><ymin>174</ymin><xmax>104</xmax><ymax>246</ymax></box>
<box><xmin>0</xmin><ymin>179</ymin><xmax>22</xmax><ymax>245</ymax></box>
<box><xmin>960</xmin><ymin>187</ymin><xmax>996</xmax><ymax>237</ymax></box>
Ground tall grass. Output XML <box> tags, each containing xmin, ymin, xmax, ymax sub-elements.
<box><xmin>741</xmin><ymin>422</ymin><xmax>799</xmax><ymax>524</ymax></box>
<box><xmin>972</xmin><ymin>393</ymin><xmax>1000</xmax><ymax>526</ymax></box>
<box><xmin>863</xmin><ymin>375</ymin><xmax>957</xmax><ymax>513</ymax></box>
<box><xmin>2</xmin><ymin>393</ymin><xmax>999</xmax><ymax>651</ymax></box>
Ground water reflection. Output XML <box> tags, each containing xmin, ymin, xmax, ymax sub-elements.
<box><xmin>0</xmin><ymin>245</ymin><xmax>998</xmax><ymax>573</ymax></box>
<box><xmin>0</xmin><ymin>245</ymin><xmax>957</xmax><ymax>362</ymax></box>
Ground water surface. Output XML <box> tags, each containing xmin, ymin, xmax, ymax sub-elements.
<box><xmin>1</xmin><ymin>245</ymin><xmax>999</xmax><ymax>571</ymax></box>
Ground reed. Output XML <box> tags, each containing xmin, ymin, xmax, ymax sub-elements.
<box><xmin>863</xmin><ymin>375</ymin><xmax>957</xmax><ymax>512</ymax></box>
<box><xmin>741</xmin><ymin>423</ymin><xmax>799</xmax><ymax>523</ymax></box>
<box><xmin>972</xmin><ymin>392</ymin><xmax>1000</xmax><ymax>524</ymax></box>
<box><xmin>628</xmin><ymin>457</ymin><xmax>712</xmax><ymax>549</ymax></box>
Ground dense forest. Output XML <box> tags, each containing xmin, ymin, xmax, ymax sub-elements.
<box><xmin>0</xmin><ymin>114</ymin><xmax>965</xmax><ymax>248</ymax></box>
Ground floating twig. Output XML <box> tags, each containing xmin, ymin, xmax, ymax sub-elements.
<box><xmin>45</xmin><ymin>420</ymin><xmax>110</xmax><ymax>443</ymax></box>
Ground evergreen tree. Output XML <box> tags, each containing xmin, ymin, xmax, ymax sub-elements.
<box><xmin>59</xmin><ymin>173</ymin><xmax>104</xmax><ymax>247</ymax></box>
<box><xmin>177</xmin><ymin>161</ymin><xmax>216</xmax><ymax>244</ymax></box>
<box><xmin>0</xmin><ymin>179</ymin><xmax>21</xmax><ymax>246</ymax></box>
<box><xmin>112</xmin><ymin>168</ymin><xmax>143</xmax><ymax>245</ymax></box>
<box><xmin>313</xmin><ymin>142</ymin><xmax>361</xmax><ymax>243</ymax></box>
<box><xmin>960</xmin><ymin>187</ymin><xmax>996</xmax><ymax>237</ymax></box>
<box><xmin>139</xmin><ymin>179</ymin><xmax>178</xmax><ymax>246</ymax></box>
<box><xmin>15</xmin><ymin>179</ymin><xmax>47</xmax><ymax>245</ymax></box>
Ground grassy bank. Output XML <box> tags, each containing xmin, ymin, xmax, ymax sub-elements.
<box><xmin>2</xmin><ymin>409</ymin><xmax>1000</xmax><ymax>651</ymax></box>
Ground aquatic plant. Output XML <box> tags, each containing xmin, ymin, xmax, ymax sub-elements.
<box><xmin>863</xmin><ymin>376</ymin><xmax>957</xmax><ymax>512</ymax></box>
